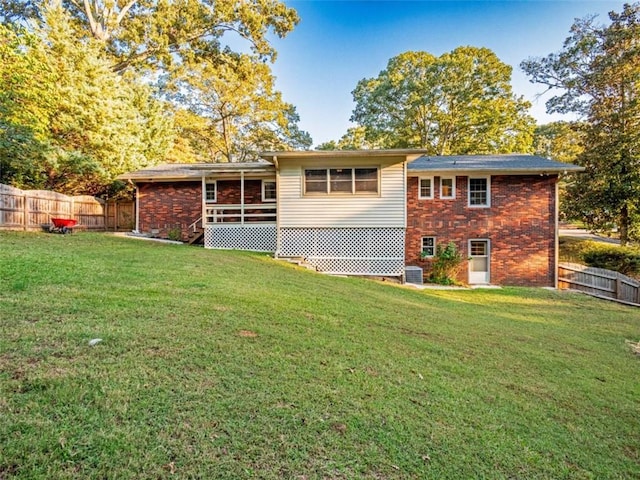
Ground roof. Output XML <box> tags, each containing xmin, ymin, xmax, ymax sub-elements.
<box><xmin>260</xmin><ymin>149</ymin><xmax>431</xmax><ymax>162</ymax></box>
<box><xmin>118</xmin><ymin>162</ymin><xmax>275</xmax><ymax>181</ymax></box>
<box><xmin>408</xmin><ymin>154</ymin><xmax>585</xmax><ymax>174</ymax></box>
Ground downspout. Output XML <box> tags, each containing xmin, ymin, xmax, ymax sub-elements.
<box><xmin>201</xmin><ymin>174</ymin><xmax>206</xmax><ymax>226</ymax></box>
<box><xmin>273</xmin><ymin>156</ymin><xmax>280</xmax><ymax>256</ymax></box>
<box><xmin>554</xmin><ymin>176</ymin><xmax>559</xmax><ymax>289</ymax></box>
<box><xmin>402</xmin><ymin>159</ymin><xmax>408</xmax><ymax>282</ymax></box>
<box><xmin>134</xmin><ymin>182</ymin><xmax>140</xmax><ymax>233</ymax></box>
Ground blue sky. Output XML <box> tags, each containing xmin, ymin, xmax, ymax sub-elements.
<box><xmin>267</xmin><ymin>0</ymin><xmax>621</xmax><ymax>146</ymax></box>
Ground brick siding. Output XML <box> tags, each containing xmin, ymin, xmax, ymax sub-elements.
<box><xmin>137</xmin><ymin>182</ymin><xmax>202</xmax><ymax>241</ymax></box>
<box><xmin>137</xmin><ymin>180</ymin><xmax>270</xmax><ymax>239</ymax></box>
<box><xmin>406</xmin><ymin>175</ymin><xmax>557</xmax><ymax>286</ymax></box>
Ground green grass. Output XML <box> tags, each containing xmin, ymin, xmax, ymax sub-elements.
<box><xmin>1</xmin><ymin>231</ymin><xmax>639</xmax><ymax>479</ymax></box>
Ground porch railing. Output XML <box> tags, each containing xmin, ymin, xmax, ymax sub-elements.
<box><xmin>204</xmin><ymin>203</ymin><xmax>276</xmax><ymax>225</ymax></box>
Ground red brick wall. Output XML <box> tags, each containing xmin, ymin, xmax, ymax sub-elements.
<box><xmin>137</xmin><ymin>182</ymin><xmax>202</xmax><ymax>240</ymax></box>
<box><xmin>217</xmin><ymin>180</ymin><xmax>262</xmax><ymax>204</ymax></box>
<box><xmin>405</xmin><ymin>175</ymin><xmax>557</xmax><ymax>286</ymax></box>
<box><xmin>137</xmin><ymin>180</ymin><xmax>269</xmax><ymax>238</ymax></box>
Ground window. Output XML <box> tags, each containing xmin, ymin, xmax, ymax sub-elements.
<box><xmin>419</xmin><ymin>177</ymin><xmax>433</xmax><ymax>199</ymax></box>
<box><xmin>304</xmin><ymin>168</ymin><xmax>379</xmax><ymax>195</ymax></box>
<box><xmin>205</xmin><ymin>182</ymin><xmax>216</xmax><ymax>203</ymax></box>
<box><xmin>262</xmin><ymin>180</ymin><xmax>276</xmax><ymax>202</ymax></box>
<box><xmin>440</xmin><ymin>177</ymin><xmax>455</xmax><ymax>199</ymax></box>
<box><xmin>421</xmin><ymin>236</ymin><xmax>436</xmax><ymax>257</ymax></box>
<box><xmin>468</xmin><ymin>177</ymin><xmax>490</xmax><ymax>207</ymax></box>
<box><xmin>354</xmin><ymin>168</ymin><xmax>378</xmax><ymax>193</ymax></box>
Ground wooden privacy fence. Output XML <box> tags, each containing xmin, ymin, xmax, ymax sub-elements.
<box><xmin>0</xmin><ymin>184</ymin><xmax>134</xmax><ymax>231</ymax></box>
<box><xmin>558</xmin><ymin>262</ymin><xmax>640</xmax><ymax>307</ymax></box>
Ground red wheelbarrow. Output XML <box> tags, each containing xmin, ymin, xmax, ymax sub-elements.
<box><xmin>49</xmin><ymin>218</ymin><xmax>77</xmax><ymax>234</ymax></box>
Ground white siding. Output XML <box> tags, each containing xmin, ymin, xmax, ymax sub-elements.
<box><xmin>277</xmin><ymin>157</ymin><xmax>406</xmax><ymax>228</ymax></box>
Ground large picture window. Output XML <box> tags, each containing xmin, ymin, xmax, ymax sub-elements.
<box><xmin>304</xmin><ymin>168</ymin><xmax>379</xmax><ymax>195</ymax></box>
<box><xmin>468</xmin><ymin>177</ymin><xmax>490</xmax><ymax>207</ymax></box>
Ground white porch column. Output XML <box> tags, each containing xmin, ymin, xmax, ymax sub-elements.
<box><xmin>240</xmin><ymin>171</ymin><xmax>245</xmax><ymax>226</ymax></box>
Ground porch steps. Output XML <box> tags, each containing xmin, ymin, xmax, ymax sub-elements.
<box><xmin>187</xmin><ymin>227</ymin><xmax>205</xmax><ymax>245</ymax></box>
<box><xmin>277</xmin><ymin>256</ymin><xmax>317</xmax><ymax>271</ymax></box>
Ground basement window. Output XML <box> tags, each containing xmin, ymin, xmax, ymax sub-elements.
<box><xmin>421</xmin><ymin>236</ymin><xmax>436</xmax><ymax>257</ymax></box>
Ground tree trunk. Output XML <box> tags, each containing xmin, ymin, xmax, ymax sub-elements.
<box><xmin>619</xmin><ymin>203</ymin><xmax>629</xmax><ymax>246</ymax></box>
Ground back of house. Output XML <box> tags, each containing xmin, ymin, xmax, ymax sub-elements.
<box><xmin>119</xmin><ymin>150</ymin><xmax>583</xmax><ymax>287</ymax></box>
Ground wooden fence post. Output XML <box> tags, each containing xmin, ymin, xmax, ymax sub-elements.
<box><xmin>22</xmin><ymin>191</ymin><xmax>28</xmax><ymax>231</ymax></box>
<box><xmin>615</xmin><ymin>277</ymin><xmax>622</xmax><ymax>300</ymax></box>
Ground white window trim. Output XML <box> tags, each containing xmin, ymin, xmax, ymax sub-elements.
<box><xmin>262</xmin><ymin>179</ymin><xmax>276</xmax><ymax>202</ymax></box>
<box><xmin>418</xmin><ymin>176</ymin><xmax>434</xmax><ymax>200</ymax></box>
<box><xmin>303</xmin><ymin>167</ymin><xmax>380</xmax><ymax>196</ymax></box>
<box><xmin>204</xmin><ymin>181</ymin><xmax>217</xmax><ymax>203</ymax></box>
<box><xmin>421</xmin><ymin>236</ymin><xmax>436</xmax><ymax>257</ymax></box>
<box><xmin>468</xmin><ymin>176</ymin><xmax>491</xmax><ymax>208</ymax></box>
<box><xmin>440</xmin><ymin>176</ymin><xmax>456</xmax><ymax>199</ymax></box>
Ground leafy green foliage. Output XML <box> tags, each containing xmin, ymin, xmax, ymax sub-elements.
<box><xmin>1</xmin><ymin>0</ymin><xmax>306</xmax><ymax>190</ymax></box>
<box><xmin>425</xmin><ymin>241</ymin><xmax>465</xmax><ymax>285</ymax></box>
<box><xmin>0</xmin><ymin>9</ymin><xmax>174</xmax><ymax>195</ymax></box>
<box><xmin>351</xmin><ymin>48</ymin><xmax>535</xmax><ymax>154</ymax></box>
<box><xmin>582</xmin><ymin>246</ymin><xmax>640</xmax><ymax>277</ymax></box>
<box><xmin>316</xmin><ymin>126</ymin><xmax>376</xmax><ymax>150</ymax></box>
<box><xmin>169</xmin><ymin>54</ymin><xmax>311</xmax><ymax>162</ymax></box>
<box><xmin>522</xmin><ymin>3</ymin><xmax>640</xmax><ymax>245</ymax></box>
<box><xmin>561</xmin><ymin>237</ymin><xmax>640</xmax><ymax>277</ymax></box>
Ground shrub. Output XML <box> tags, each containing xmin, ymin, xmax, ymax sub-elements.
<box><xmin>167</xmin><ymin>226</ymin><xmax>182</xmax><ymax>242</ymax></box>
<box><xmin>428</xmin><ymin>241</ymin><xmax>465</xmax><ymax>285</ymax></box>
<box><xmin>581</xmin><ymin>245</ymin><xmax>640</xmax><ymax>277</ymax></box>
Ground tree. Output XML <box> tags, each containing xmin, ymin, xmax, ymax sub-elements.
<box><xmin>522</xmin><ymin>3</ymin><xmax>640</xmax><ymax>244</ymax></box>
<box><xmin>169</xmin><ymin>53</ymin><xmax>311</xmax><ymax>162</ymax></box>
<box><xmin>0</xmin><ymin>24</ymin><xmax>55</xmax><ymax>187</ymax></box>
<box><xmin>351</xmin><ymin>47</ymin><xmax>535</xmax><ymax>154</ymax></box>
<box><xmin>533</xmin><ymin>121</ymin><xmax>585</xmax><ymax>164</ymax></box>
<box><xmin>4</xmin><ymin>0</ymin><xmax>299</xmax><ymax>74</ymax></box>
<box><xmin>316</xmin><ymin>126</ymin><xmax>378</xmax><ymax>151</ymax></box>
<box><xmin>0</xmin><ymin>8</ymin><xmax>174</xmax><ymax>195</ymax></box>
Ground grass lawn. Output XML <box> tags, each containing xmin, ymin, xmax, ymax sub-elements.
<box><xmin>1</xmin><ymin>231</ymin><xmax>639</xmax><ymax>479</ymax></box>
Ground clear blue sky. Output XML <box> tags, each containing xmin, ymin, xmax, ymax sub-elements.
<box><xmin>267</xmin><ymin>0</ymin><xmax>620</xmax><ymax>147</ymax></box>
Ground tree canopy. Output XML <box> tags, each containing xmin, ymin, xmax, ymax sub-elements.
<box><xmin>350</xmin><ymin>47</ymin><xmax>535</xmax><ymax>154</ymax></box>
<box><xmin>522</xmin><ymin>3</ymin><xmax>640</xmax><ymax>244</ymax></box>
<box><xmin>0</xmin><ymin>0</ymin><xmax>308</xmax><ymax>196</ymax></box>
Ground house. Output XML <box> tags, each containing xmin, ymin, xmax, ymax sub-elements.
<box><xmin>119</xmin><ymin>150</ymin><xmax>583</xmax><ymax>287</ymax></box>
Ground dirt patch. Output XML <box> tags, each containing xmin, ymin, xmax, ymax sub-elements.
<box><xmin>238</xmin><ymin>330</ymin><xmax>258</xmax><ymax>338</ymax></box>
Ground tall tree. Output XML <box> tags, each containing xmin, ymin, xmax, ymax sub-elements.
<box><xmin>169</xmin><ymin>53</ymin><xmax>311</xmax><ymax>162</ymax></box>
<box><xmin>351</xmin><ymin>47</ymin><xmax>535</xmax><ymax>154</ymax></box>
<box><xmin>533</xmin><ymin>121</ymin><xmax>585</xmax><ymax>164</ymax></box>
<box><xmin>522</xmin><ymin>3</ymin><xmax>640</xmax><ymax>244</ymax></box>
<box><xmin>316</xmin><ymin>126</ymin><xmax>378</xmax><ymax>150</ymax></box>
<box><xmin>4</xmin><ymin>0</ymin><xmax>299</xmax><ymax>74</ymax></box>
<box><xmin>0</xmin><ymin>8</ymin><xmax>174</xmax><ymax>195</ymax></box>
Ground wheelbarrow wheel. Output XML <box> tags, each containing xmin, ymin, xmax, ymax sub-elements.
<box><xmin>62</xmin><ymin>226</ymin><xmax>69</xmax><ymax>234</ymax></box>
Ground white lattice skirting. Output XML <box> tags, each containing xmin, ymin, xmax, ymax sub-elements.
<box><xmin>278</xmin><ymin>227</ymin><xmax>405</xmax><ymax>276</ymax></box>
<box><xmin>204</xmin><ymin>224</ymin><xmax>276</xmax><ymax>252</ymax></box>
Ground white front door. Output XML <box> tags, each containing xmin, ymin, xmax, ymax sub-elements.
<box><xmin>468</xmin><ymin>239</ymin><xmax>490</xmax><ymax>284</ymax></box>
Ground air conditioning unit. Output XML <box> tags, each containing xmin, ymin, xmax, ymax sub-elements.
<box><xmin>404</xmin><ymin>266</ymin><xmax>423</xmax><ymax>284</ymax></box>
